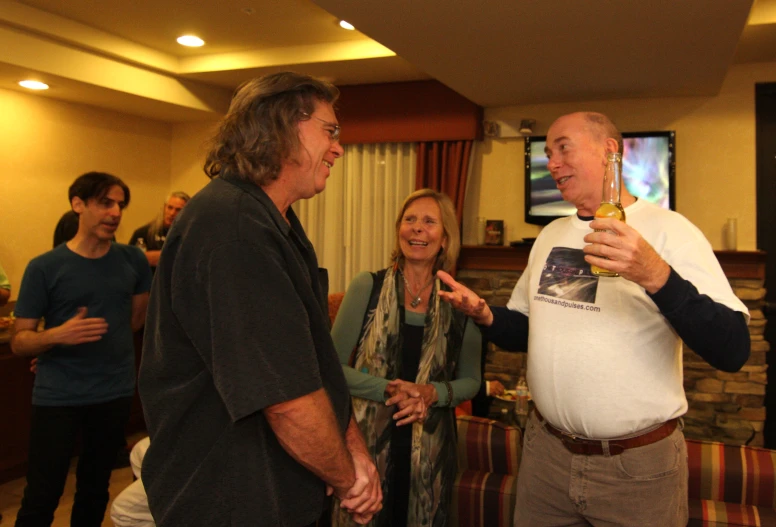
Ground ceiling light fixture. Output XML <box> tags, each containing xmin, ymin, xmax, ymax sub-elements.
<box><xmin>177</xmin><ymin>35</ymin><xmax>205</xmax><ymax>47</ymax></box>
<box><xmin>339</xmin><ymin>20</ymin><xmax>355</xmax><ymax>30</ymax></box>
<box><xmin>519</xmin><ymin>119</ymin><xmax>536</xmax><ymax>135</ymax></box>
<box><xmin>19</xmin><ymin>80</ymin><xmax>49</xmax><ymax>90</ymax></box>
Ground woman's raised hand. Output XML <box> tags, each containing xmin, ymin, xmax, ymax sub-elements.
<box><xmin>436</xmin><ymin>270</ymin><xmax>493</xmax><ymax>326</ymax></box>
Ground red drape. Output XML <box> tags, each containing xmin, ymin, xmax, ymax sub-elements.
<box><xmin>416</xmin><ymin>141</ymin><xmax>474</xmax><ymax>277</ymax></box>
<box><xmin>415</xmin><ymin>141</ymin><xmax>473</xmax><ymax>227</ymax></box>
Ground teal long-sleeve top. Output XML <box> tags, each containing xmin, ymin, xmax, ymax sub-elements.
<box><xmin>332</xmin><ymin>271</ymin><xmax>482</xmax><ymax>407</ymax></box>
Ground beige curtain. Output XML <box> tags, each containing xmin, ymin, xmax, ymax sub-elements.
<box><xmin>294</xmin><ymin>143</ymin><xmax>416</xmax><ymax>293</ymax></box>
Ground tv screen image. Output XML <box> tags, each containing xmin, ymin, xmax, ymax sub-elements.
<box><xmin>524</xmin><ymin>131</ymin><xmax>675</xmax><ymax>225</ymax></box>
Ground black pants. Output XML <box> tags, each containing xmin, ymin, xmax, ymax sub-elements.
<box><xmin>15</xmin><ymin>397</ymin><xmax>132</xmax><ymax>527</ymax></box>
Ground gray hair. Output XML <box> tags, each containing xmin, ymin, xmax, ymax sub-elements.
<box><xmin>204</xmin><ymin>72</ymin><xmax>340</xmax><ymax>186</ymax></box>
<box><xmin>147</xmin><ymin>191</ymin><xmax>191</xmax><ymax>242</ymax></box>
<box><xmin>583</xmin><ymin>112</ymin><xmax>623</xmax><ymax>154</ymax></box>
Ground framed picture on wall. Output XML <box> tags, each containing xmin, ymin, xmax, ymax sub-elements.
<box><xmin>485</xmin><ymin>220</ymin><xmax>504</xmax><ymax>245</ymax></box>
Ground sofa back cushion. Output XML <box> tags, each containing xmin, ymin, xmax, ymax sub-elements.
<box><xmin>328</xmin><ymin>292</ymin><xmax>345</xmax><ymax>326</ymax></box>
<box><xmin>688</xmin><ymin>498</ymin><xmax>776</xmax><ymax>527</ymax></box>
<box><xmin>687</xmin><ymin>438</ymin><xmax>776</xmax><ymax>509</ymax></box>
<box><xmin>452</xmin><ymin>470</ymin><xmax>518</xmax><ymax>527</ymax></box>
<box><xmin>456</xmin><ymin>415</ymin><xmax>522</xmax><ymax>476</ymax></box>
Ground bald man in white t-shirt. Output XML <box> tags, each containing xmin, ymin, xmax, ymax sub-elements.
<box><xmin>438</xmin><ymin>112</ymin><xmax>750</xmax><ymax>527</ymax></box>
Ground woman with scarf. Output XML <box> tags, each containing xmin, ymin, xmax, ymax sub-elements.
<box><xmin>332</xmin><ymin>189</ymin><xmax>482</xmax><ymax>527</ymax></box>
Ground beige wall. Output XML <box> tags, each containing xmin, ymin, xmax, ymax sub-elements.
<box><xmin>170</xmin><ymin>120</ymin><xmax>219</xmax><ymax>196</ymax></box>
<box><xmin>463</xmin><ymin>61</ymin><xmax>776</xmax><ymax>251</ymax></box>
<box><xmin>0</xmin><ymin>88</ymin><xmax>172</xmax><ymax>297</ymax></box>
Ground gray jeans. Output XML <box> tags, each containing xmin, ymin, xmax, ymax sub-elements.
<box><xmin>514</xmin><ymin>411</ymin><xmax>688</xmax><ymax>527</ymax></box>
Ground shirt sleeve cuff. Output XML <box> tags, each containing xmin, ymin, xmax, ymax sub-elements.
<box><xmin>480</xmin><ymin>306</ymin><xmax>511</xmax><ymax>340</ymax></box>
<box><xmin>431</xmin><ymin>382</ymin><xmax>447</xmax><ymax>406</ymax></box>
<box><xmin>646</xmin><ymin>266</ymin><xmax>690</xmax><ymax>315</ymax></box>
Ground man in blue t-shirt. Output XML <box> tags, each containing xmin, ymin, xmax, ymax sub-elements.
<box><xmin>12</xmin><ymin>171</ymin><xmax>152</xmax><ymax>527</ymax></box>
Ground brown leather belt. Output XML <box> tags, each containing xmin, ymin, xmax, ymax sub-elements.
<box><xmin>534</xmin><ymin>408</ymin><xmax>678</xmax><ymax>456</ymax></box>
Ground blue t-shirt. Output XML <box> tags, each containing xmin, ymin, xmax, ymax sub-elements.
<box><xmin>15</xmin><ymin>243</ymin><xmax>152</xmax><ymax>405</ymax></box>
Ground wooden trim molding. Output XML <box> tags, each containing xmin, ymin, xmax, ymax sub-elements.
<box><xmin>337</xmin><ymin>80</ymin><xmax>483</xmax><ymax>144</ymax></box>
<box><xmin>459</xmin><ymin>245</ymin><xmax>766</xmax><ymax>280</ymax></box>
<box><xmin>714</xmin><ymin>250</ymin><xmax>767</xmax><ymax>280</ymax></box>
<box><xmin>458</xmin><ymin>245</ymin><xmax>530</xmax><ymax>272</ymax></box>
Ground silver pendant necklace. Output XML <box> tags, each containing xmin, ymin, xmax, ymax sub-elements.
<box><xmin>399</xmin><ymin>269</ymin><xmax>434</xmax><ymax>308</ymax></box>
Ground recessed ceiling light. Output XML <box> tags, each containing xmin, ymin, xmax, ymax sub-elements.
<box><xmin>339</xmin><ymin>20</ymin><xmax>355</xmax><ymax>30</ymax></box>
<box><xmin>177</xmin><ymin>35</ymin><xmax>205</xmax><ymax>47</ymax></box>
<box><xmin>19</xmin><ymin>80</ymin><xmax>49</xmax><ymax>90</ymax></box>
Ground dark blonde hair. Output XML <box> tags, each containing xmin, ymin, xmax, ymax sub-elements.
<box><xmin>390</xmin><ymin>189</ymin><xmax>460</xmax><ymax>273</ymax></box>
<box><xmin>204</xmin><ymin>72</ymin><xmax>340</xmax><ymax>186</ymax></box>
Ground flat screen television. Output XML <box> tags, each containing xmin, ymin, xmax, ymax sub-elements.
<box><xmin>524</xmin><ymin>131</ymin><xmax>676</xmax><ymax>225</ymax></box>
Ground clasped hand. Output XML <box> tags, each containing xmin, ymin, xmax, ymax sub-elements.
<box><xmin>331</xmin><ymin>451</ymin><xmax>383</xmax><ymax>524</ymax></box>
<box><xmin>384</xmin><ymin>379</ymin><xmax>437</xmax><ymax>426</ymax></box>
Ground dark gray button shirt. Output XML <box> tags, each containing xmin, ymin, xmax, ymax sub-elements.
<box><xmin>139</xmin><ymin>176</ymin><xmax>351</xmax><ymax>526</ymax></box>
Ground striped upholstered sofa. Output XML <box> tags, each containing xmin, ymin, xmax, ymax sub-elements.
<box><xmin>450</xmin><ymin>416</ymin><xmax>776</xmax><ymax>527</ymax></box>
<box><xmin>687</xmin><ymin>438</ymin><xmax>776</xmax><ymax>526</ymax></box>
<box><xmin>452</xmin><ymin>415</ymin><xmax>521</xmax><ymax>527</ymax></box>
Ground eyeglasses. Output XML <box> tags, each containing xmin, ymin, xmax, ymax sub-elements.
<box><xmin>302</xmin><ymin>113</ymin><xmax>341</xmax><ymax>142</ymax></box>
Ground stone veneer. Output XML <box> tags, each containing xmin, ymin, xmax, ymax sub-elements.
<box><xmin>457</xmin><ymin>269</ymin><xmax>770</xmax><ymax>447</ymax></box>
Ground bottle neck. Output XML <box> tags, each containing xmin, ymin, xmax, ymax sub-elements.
<box><xmin>601</xmin><ymin>153</ymin><xmax>623</xmax><ymax>204</ymax></box>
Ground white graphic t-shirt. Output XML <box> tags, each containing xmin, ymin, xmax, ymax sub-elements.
<box><xmin>508</xmin><ymin>199</ymin><xmax>748</xmax><ymax>438</ymax></box>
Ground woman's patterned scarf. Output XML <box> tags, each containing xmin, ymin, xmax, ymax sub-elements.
<box><xmin>333</xmin><ymin>266</ymin><xmax>458</xmax><ymax>527</ymax></box>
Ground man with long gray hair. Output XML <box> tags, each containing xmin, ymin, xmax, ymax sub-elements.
<box><xmin>139</xmin><ymin>72</ymin><xmax>382</xmax><ymax>526</ymax></box>
<box><xmin>129</xmin><ymin>191</ymin><xmax>190</xmax><ymax>269</ymax></box>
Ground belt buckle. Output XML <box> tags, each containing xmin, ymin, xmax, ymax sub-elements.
<box><xmin>559</xmin><ymin>431</ymin><xmax>603</xmax><ymax>455</ymax></box>
<box><xmin>560</xmin><ymin>431</ymin><xmax>579</xmax><ymax>444</ymax></box>
<box><xmin>559</xmin><ymin>431</ymin><xmax>585</xmax><ymax>452</ymax></box>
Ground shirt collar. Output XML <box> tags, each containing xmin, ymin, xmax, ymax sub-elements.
<box><xmin>219</xmin><ymin>172</ymin><xmax>293</xmax><ymax>236</ymax></box>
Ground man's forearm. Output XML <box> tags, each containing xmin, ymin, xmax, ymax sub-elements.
<box><xmin>131</xmin><ymin>308</ymin><xmax>147</xmax><ymax>332</ymax></box>
<box><xmin>11</xmin><ymin>328</ymin><xmax>57</xmax><ymax>357</ymax></box>
<box><xmin>131</xmin><ymin>294</ymin><xmax>149</xmax><ymax>333</ymax></box>
<box><xmin>131</xmin><ymin>317</ymin><xmax>144</xmax><ymax>333</ymax></box>
<box><xmin>345</xmin><ymin>416</ymin><xmax>369</xmax><ymax>457</ymax></box>
<box><xmin>144</xmin><ymin>250</ymin><xmax>161</xmax><ymax>267</ymax></box>
<box><xmin>649</xmin><ymin>267</ymin><xmax>750</xmax><ymax>372</ymax></box>
<box><xmin>265</xmin><ymin>388</ymin><xmax>355</xmax><ymax>494</ymax></box>
<box><xmin>480</xmin><ymin>306</ymin><xmax>529</xmax><ymax>352</ymax></box>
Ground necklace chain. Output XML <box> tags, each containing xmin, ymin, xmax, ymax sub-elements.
<box><xmin>398</xmin><ymin>268</ymin><xmax>434</xmax><ymax>308</ymax></box>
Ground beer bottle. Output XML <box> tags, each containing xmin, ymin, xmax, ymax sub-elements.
<box><xmin>591</xmin><ymin>152</ymin><xmax>625</xmax><ymax>277</ymax></box>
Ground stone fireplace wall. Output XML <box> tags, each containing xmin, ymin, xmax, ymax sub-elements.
<box><xmin>457</xmin><ymin>268</ymin><xmax>769</xmax><ymax>447</ymax></box>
